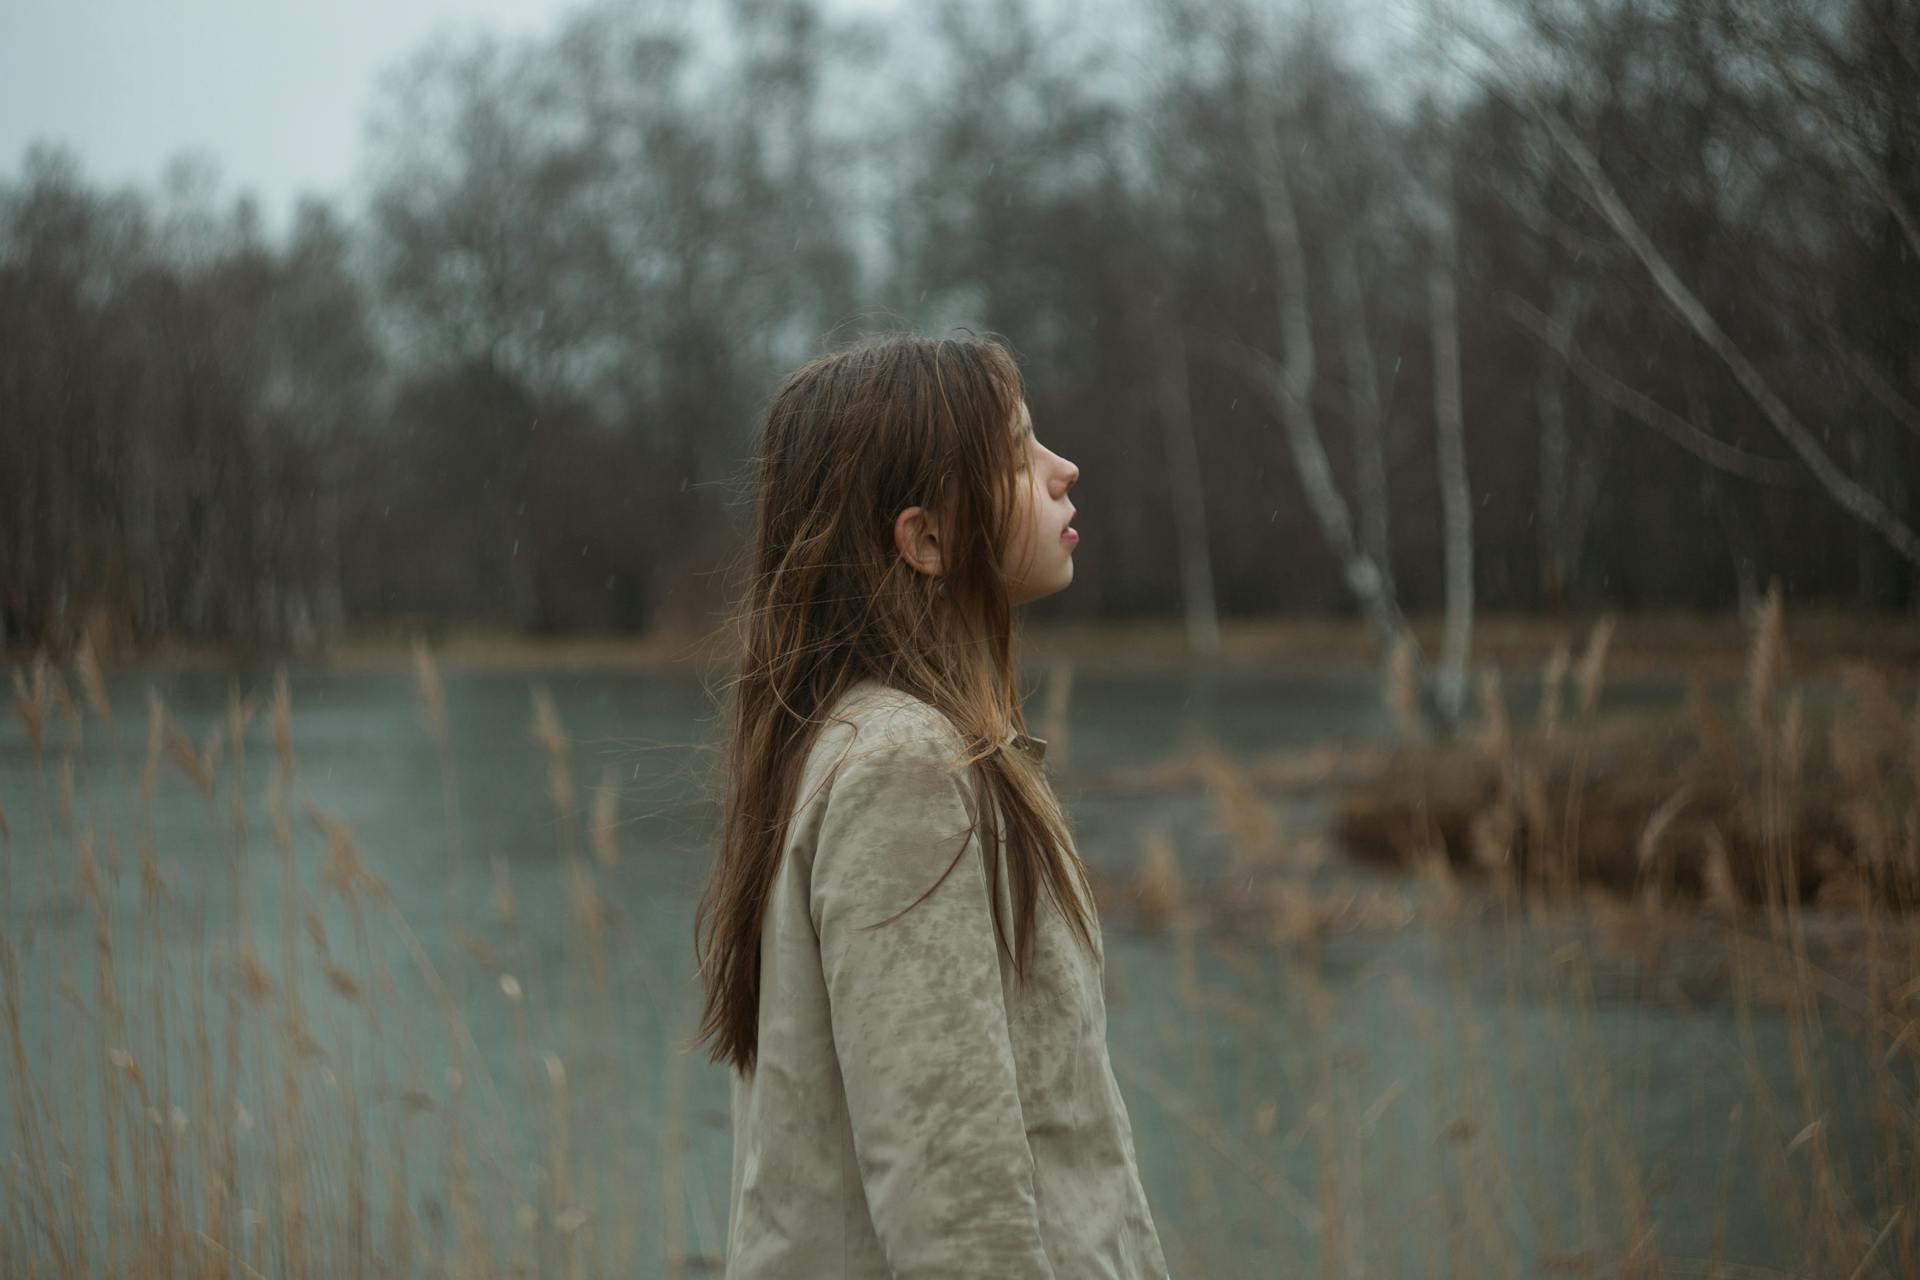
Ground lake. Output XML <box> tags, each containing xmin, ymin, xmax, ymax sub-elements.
<box><xmin>2</xmin><ymin>662</ymin><xmax>1910</xmax><ymax>1276</ymax></box>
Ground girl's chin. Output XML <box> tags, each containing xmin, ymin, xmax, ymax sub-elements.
<box><xmin>1009</xmin><ymin>578</ymin><xmax>1069</xmax><ymax>607</ymax></box>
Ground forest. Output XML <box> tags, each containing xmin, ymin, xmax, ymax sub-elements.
<box><xmin>2</xmin><ymin>0</ymin><xmax>1915</xmax><ymax>656</ymax></box>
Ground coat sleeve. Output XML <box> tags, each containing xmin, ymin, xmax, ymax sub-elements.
<box><xmin>808</xmin><ymin>730</ymin><xmax>1057</xmax><ymax>1280</ymax></box>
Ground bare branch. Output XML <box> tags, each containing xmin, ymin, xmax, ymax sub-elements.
<box><xmin>1532</xmin><ymin>98</ymin><xmax>1920</xmax><ymax>567</ymax></box>
<box><xmin>1838</xmin><ymin>340</ymin><xmax>1920</xmax><ymax>444</ymax></box>
<box><xmin>1502</xmin><ymin>294</ymin><xmax>1803</xmax><ymax>488</ymax></box>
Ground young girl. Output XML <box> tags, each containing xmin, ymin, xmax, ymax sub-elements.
<box><xmin>693</xmin><ymin>332</ymin><xmax>1169</xmax><ymax>1278</ymax></box>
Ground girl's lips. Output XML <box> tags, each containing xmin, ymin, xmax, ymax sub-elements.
<box><xmin>1062</xmin><ymin>526</ymin><xmax>1079</xmax><ymax>545</ymax></box>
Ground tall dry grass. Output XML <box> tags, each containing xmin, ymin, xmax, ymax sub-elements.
<box><xmin>2</xmin><ymin>641</ymin><xmax>725</xmax><ymax>1278</ymax></box>
<box><xmin>1337</xmin><ymin>588</ymin><xmax>1920</xmax><ymax>914</ymax></box>
<box><xmin>1086</xmin><ymin>602</ymin><xmax>1920</xmax><ymax>1277</ymax></box>
<box><xmin>4</xmin><ymin>628</ymin><xmax>1917</xmax><ymax>1277</ymax></box>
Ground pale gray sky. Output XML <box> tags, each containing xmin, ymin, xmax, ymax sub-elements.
<box><xmin>1</xmin><ymin>0</ymin><xmax>1445</xmax><ymax>239</ymax></box>
<box><xmin>0</xmin><ymin>0</ymin><xmax>588</xmax><ymax>233</ymax></box>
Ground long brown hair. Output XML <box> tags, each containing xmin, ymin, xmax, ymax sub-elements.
<box><xmin>690</xmin><ymin>331</ymin><xmax>1098</xmax><ymax>1074</ymax></box>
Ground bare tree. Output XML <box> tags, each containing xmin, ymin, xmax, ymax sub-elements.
<box><xmin>1226</xmin><ymin>14</ymin><xmax>1407</xmax><ymax>650</ymax></box>
<box><xmin>1128</xmin><ymin>20</ymin><xmax>1222</xmax><ymax>658</ymax></box>
<box><xmin>1420</xmin><ymin>103</ymin><xmax>1475</xmax><ymax>726</ymax></box>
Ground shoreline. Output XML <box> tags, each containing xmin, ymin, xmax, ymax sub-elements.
<box><xmin>17</xmin><ymin>609</ymin><xmax>1918</xmax><ymax>681</ymax></box>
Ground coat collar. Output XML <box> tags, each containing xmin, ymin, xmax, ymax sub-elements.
<box><xmin>845</xmin><ymin>676</ymin><xmax>1047</xmax><ymax>762</ymax></box>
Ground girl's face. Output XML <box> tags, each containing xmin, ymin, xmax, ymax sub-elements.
<box><xmin>1000</xmin><ymin>400</ymin><xmax>1080</xmax><ymax>606</ymax></box>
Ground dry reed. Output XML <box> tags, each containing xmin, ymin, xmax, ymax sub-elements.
<box><xmin>3</xmin><ymin>619</ymin><xmax>1916</xmax><ymax>1277</ymax></box>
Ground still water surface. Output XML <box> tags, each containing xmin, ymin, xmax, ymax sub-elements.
<box><xmin>1</xmin><ymin>664</ymin><xmax>1904</xmax><ymax>1275</ymax></box>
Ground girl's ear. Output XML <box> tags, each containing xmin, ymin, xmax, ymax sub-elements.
<box><xmin>893</xmin><ymin>505</ymin><xmax>946</xmax><ymax>579</ymax></box>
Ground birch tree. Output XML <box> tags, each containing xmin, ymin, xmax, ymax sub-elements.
<box><xmin>1226</xmin><ymin>14</ymin><xmax>1407</xmax><ymax>651</ymax></box>
<box><xmin>1420</xmin><ymin>102</ymin><xmax>1475</xmax><ymax>727</ymax></box>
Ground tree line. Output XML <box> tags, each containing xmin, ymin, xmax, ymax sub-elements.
<box><xmin>2</xmin><ymin>0</ymin><xmax>1914</xmax><ymax>657</ymax></box>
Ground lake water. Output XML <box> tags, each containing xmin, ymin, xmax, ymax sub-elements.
<box><xmin>2</xmin><ymin>663</ymin><xmax>1909</xmax><ymax>1276</ymax></box>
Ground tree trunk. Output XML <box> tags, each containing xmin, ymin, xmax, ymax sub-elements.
<box><xmin>1533</xmin><ymin>284</ymin><xmax>1581</xmax><ymax>611</ymax></box>
<box><xmin>1329</xmin><ymin>233</ymin><xmax>1395</xmax><ymax>604</ymax></box>
<box><xmin>1237</xmin><ymin>73</ymin><xmax>1406</xmax><ymax>651</ymax></box>
<box><xmin>1151</xmin><ymin>325</ymin><xmax>1221</xmax><ymax>658</ymax></box>
<box><xmin>1426</xmin><ymin>137</ymin><xmax>1474</xmax><ymax>728</ymax></box>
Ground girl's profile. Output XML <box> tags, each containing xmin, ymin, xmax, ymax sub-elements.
<box><xmin>693</xmin><ymin>332</ymin><xmax>1169</xmax><ymax>1278</ymax></box>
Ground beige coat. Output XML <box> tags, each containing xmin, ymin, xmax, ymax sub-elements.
<box><xmin>724</xmin><ymin>678</ymin><xmax>1169</xmax><ymax>1278</ymax></box>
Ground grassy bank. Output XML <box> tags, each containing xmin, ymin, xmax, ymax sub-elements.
<box><xmin>24</xmin><ymin>606</ymin><xmax>1920</xmax><ymax>680</ymax></box>
<box><xmin>1333</xmin><ymin>592</ymin><xmax>1920</xmax><ymax>914</ymax></box>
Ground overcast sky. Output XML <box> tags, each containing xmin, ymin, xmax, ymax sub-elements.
<box><xmin>0</xmin><ymin>0</ymin><xmax>606</xmax><ymax>234</ymax></box>
<box><xmin>2</xmin><ymin>0</ymin><xmax>1441</xmax><ymax>240</ymax></box>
